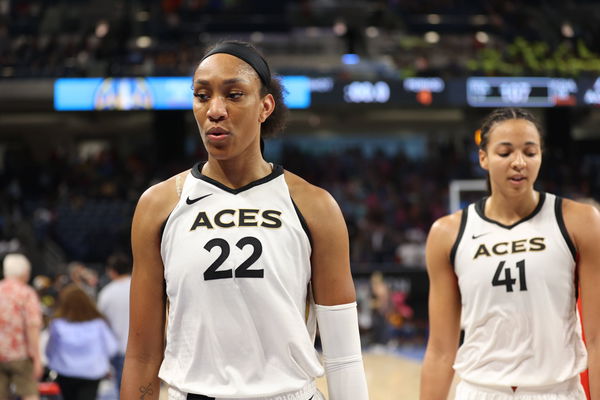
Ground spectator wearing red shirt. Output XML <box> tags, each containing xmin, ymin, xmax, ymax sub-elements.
<box><xmin>0</xmin><ymin>253</ymin><xmax>43</xmax><ymax>400</ymax></box>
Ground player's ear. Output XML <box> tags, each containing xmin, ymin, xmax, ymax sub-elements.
<box><xmin>479</xmin><ymin>149</ymin><xmax>489</xmax><ymax>171</ymax></box>
<box><xmin>259</xmin><ymin>94</ymin><xmax>275</xmax><ymax>123</ymax></box>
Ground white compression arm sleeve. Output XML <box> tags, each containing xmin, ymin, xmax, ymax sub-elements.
<box><xmin>315</xmin><ymin>302</ymin><xmax>369</xmax><ymax>400</ymax></box>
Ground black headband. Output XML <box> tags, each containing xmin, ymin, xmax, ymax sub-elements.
<box><xmin>201</xmin><ymin>42</ymin><xmax>271</xmax><ymax>88</ymax></box>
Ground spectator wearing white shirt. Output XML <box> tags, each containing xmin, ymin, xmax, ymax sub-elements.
<box><xmin>97</xmin><ymin>252</ymin><xmax>131</xmax><ymax>393</ymax></box>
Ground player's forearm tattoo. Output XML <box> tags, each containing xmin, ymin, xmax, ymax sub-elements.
<box><xmin>139</xmin><ymin>383</ymin><xmax>153</xmax><ymax>399</ymax></box>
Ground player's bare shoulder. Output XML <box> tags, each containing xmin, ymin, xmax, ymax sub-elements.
<box><xmin>429</xmin><ymin>211</ymin><xmax>464</xmax><ymax>242</ymax></box>
<box><xmin>563</xmin><ymin>197</ymin><xmax>600</xmax><ymax>220</ymax></box>
<box><xmin>283</xmin><ymin>169</ymin><xmax>343</xmax><ymax>227</ymax></box>
<box><xmin>562</xmin><ymin>197</ymin><xmax>600</xmax><ymax>248</ymax></box>
<box><xmin>426</xmin><ymin>210</ymin><xmax>464</xmax><ymax>263</ymax></box>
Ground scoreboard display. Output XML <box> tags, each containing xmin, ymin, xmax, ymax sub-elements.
<box><xmin>311</xmin><ymin>77</ymin><xmax>449</xmax><ymax>107</ymax></box>
<box><xmin>466</xmin><ymin>77</ymin><xmax>577</xmax><ymax>107</ymax></box>
<box><xmin>580</xmin><ymin>77</ymin><xmax>600</xmax><ymax>106</ymax></box>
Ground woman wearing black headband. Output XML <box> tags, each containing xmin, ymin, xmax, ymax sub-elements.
<box><xmin>122</xmin><ymin>41</ymin><xmax>369</xmax><ymax>400</ymax></box>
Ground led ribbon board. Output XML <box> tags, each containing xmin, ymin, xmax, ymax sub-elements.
<box><xmin>54</xmin><ymin>76</ymin><xmax>311</xmax><ymax>111</ymax></box>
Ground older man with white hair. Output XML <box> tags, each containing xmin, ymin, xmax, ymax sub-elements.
<box><xmin>0</xmin><ymin>253</ymin><xmax>43</xmax><ymax>400</ymax></box>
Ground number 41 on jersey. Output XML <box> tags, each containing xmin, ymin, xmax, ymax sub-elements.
<box><xmin>492</xmin><ymin>259</ymin><xmax>528</xmax><ymax>292</ymax></box>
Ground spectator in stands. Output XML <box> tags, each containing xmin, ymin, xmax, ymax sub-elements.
<box><xmin>369</xmin><ymin>270</ymin><xmax>392</xmax><ymax>344</ymax></box>
<box><xmin>32</xmin><ymin>274</ymin><xmax>55</xmax><ymax>324</ymax></box>
<box><xmin>0</xmin><ymin>253</ymin><xmax>43</xmax><ymax>400</ymax></box>
<box><xmin>67</xmin><ymin>261</ymin><xmax>98</xmax><ymax>298</ymax></box>
<box><xmin>97</xmin><ymin>252</ymin><xmax>132</xmax><ymax>393</ymax></box>
<box><xmin>45</xmin><ymin>284</ymin><xmax>118</xmax><ymax>400</ymax></box>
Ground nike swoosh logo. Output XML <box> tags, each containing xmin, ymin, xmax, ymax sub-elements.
<box><xmin>186</xmin><ymin>194</ymin><xmax>213</xmax><ymax>205</ymax></box>
<box><xmin>472</xmin><ymin>232</ymin><xmax>490</xmax><ymax>239</ymax></box>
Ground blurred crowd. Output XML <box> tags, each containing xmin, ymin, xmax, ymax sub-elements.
<box><xmin>1</xmin><ymin>0</ymin><xmax>600</xmax><ymax>78</ymax></box>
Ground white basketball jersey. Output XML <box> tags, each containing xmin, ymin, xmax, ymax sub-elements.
<box><xmin>452</xmin><ymin>192</ymin><xmax>587</xmax><ymax>387</ymax></box>
<box><xmin>159</xmin><ymin>164</ymin><xmax>324</xmax><ymax>397</ymax></box>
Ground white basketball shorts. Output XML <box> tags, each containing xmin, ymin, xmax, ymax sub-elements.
<box><xmin>168</xmin><ymin>381</ymin><xmax>323</xmax><ymax>400</ymax></box>
<box><xmin>455</xmin><ymin>376</ymin><xmax>586</xmax><ymax>400</ymax></box>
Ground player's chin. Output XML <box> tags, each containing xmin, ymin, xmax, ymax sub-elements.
<box><xmin>206</xmin><ymin>146</ymin><xmax>233</xmax><ymax>160</ymax></box>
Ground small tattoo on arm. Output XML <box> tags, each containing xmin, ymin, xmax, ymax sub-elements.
<box><xmin>139</xmin><ymin>383</ymin><xmax>153</xmax><ymax>400</ymax></box>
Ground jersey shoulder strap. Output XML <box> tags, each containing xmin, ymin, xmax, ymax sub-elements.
<box><xmin>175</xmin><ymin>170</ymin><xmax>192</xmax><ymax>198</ymax></box>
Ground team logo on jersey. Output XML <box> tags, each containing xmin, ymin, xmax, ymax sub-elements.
<box><xmin>186</xmin><ymin>194</ymin><xmax>213</xmax><ymax>205</ymax></box>
<box><xmin>190</xmin><ymin>209</ymin><xmax>283</xmax><ymax>230</ymax></box>
<box><xmin>473</xmin><ymin>237</ymin><xmax>546</xmax><ymax>259</ymax></box>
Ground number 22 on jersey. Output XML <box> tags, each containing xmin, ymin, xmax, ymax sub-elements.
<box><xmin>202</xmin><ymin>236</ymin><xmax>264</xmax><ymax>280</ymax></box>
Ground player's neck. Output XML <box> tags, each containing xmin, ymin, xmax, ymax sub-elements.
<box><xmin>204</xmin><ymin>153</ymin><xmax>272</xmax><ymax>189</ymax></box>
<box><xmin>485</xmin><ymin>190</ymin><xmax>539</xmax><ymax>225</ymax></box>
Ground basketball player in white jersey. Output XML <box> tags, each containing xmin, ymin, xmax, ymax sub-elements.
<box><xmin>121</xmin><ymin>41</ymin><xmax>369</xmax><ymax>400</ymax></box>
<box><xmin>420</xmin><ymin>108</ymin><xmax>600</xmax><ymax>399</ymax></box>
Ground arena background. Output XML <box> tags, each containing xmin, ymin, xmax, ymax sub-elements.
<box><xmin>1</xmin><ymin>0</ymin><xmax>600</xmax><ymax>399</ymax></box>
